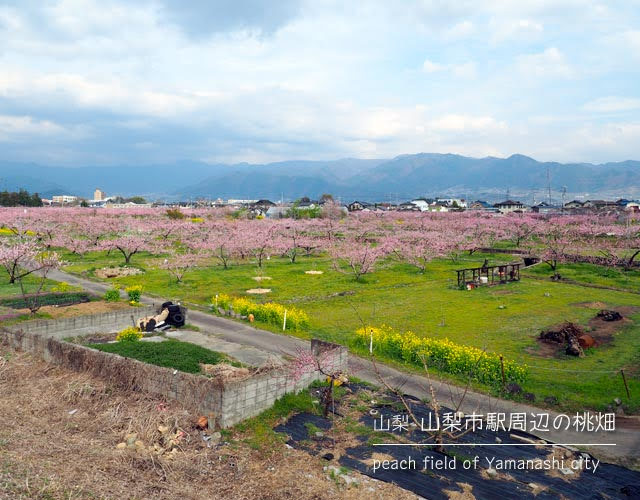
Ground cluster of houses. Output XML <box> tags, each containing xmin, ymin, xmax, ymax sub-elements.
<box><xmin>42</xmin><ymin>189</ymin><xmax>640</xmax><ymax>217</ymax></box>
<box><xmin>346</xmin><ymin>197</ymin><xmax>639</xmax><ymax>215</ymax></box>
<box><xmin>43</xmin><ymin>189</ymin><xmax>154</xmax><ymax>208</ymax></box>
<box><xmin>348</xmin><ymin>197</ymin><xmax>467</xmax><ymax>212</ymax></box>
<box><xmin>183</xmin><ymin>196</ymin><xmax>639</xmax><ymax>217</ymax></box>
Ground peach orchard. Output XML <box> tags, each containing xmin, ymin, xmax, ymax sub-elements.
<box><xmin>0</xmin><ymin>207</ymin><xmax>638</xmax><ymax>285</ymax></box>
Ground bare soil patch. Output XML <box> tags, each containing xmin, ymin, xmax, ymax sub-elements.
<box><xmin>532</xmin><ymin>306</ymin><xmax>637</xmax><ymax>358</ymax></box>
<box><xmin>443</xmin><ymin>483</ymin><xmax>475</xmax><ymax>500</ymax></box>
<box><xmin>573</xmin><ymin>301</ymin><xmax>609</xmax><ymax>310</ymax></box>
<box><xmin>16</xmin><ymin>300</ymin><xmax>133</xmax><ymax>319</ymax></box>
<box><xmin>0</xmin><ymin>348</ymin><xmax>410</xmax><ymax>500</ymax></box>
<box><xmin>95</xmin><ymin>267</ymin><xmax>144</xmax><ymax>278</ymax></box>
<box><xmin>246</xmin><ymin>288</ymin><xmax>272</xmax><ymax>294</ymax></box>
<box><xmin>305</xmin><ymin>271</ymin><xmax>324</xmax><ymax>275</ymax></box>
<box><xmin>252</xmin><ymin>276</ymin><xmax>272</xmax><ymax>281</ymax></box>
<box><xmin>586</xmin><ymin>312</ymin><xmax>636</xmax><ymax>346</ymax></box>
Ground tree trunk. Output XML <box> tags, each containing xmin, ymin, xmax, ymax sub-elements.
<box><xmin>626</xmin><ymin>249</ymin><xmax>640</xmax><ymax>269</ymax></box>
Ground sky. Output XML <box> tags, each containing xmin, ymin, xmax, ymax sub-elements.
<box><xmin>0</xmin><ymin>0</ymin><xmax>639</xmax><ymax>166</ymax></box>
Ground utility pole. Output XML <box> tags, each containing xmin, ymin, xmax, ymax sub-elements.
<box><xmin>561</xmin><ymin>186</ymin><xmax>567</xmax><ymax>214</ymax></box>
<box><xmin>546</xmin><ymin>167</ymin><xmax>552</xmax><ymax>205</ymax></box>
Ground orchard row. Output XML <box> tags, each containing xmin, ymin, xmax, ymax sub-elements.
<box><xmin>0</xmin><ymin>207</ymin><xmax>638</xmax><ymax>283</ymax></box>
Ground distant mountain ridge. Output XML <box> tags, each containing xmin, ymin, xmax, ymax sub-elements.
<box><xmin>0</xmin><ymin>154</ymin><xmax>638</xmax><ymax>202</ymax></box>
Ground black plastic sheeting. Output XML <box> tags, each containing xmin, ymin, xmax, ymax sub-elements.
<box><xmin>274</xmin><ymin>389</ymin><xmax>640</xmax><ymax>500</ymax></box>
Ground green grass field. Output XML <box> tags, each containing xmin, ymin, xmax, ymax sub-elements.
<box><xmin>0</xmin><ymin>273</ymin><xmax>59</xmax><ymax>298</ymax></box>
<box><xmin>92</xmin><ymin>338</ymin><xmax>228</xmax><ymax>374</ymax></box>
<box><xmin>59</xmin><ymin>249</ymin><xmax>640</xmax><ymax>413</ymax></box>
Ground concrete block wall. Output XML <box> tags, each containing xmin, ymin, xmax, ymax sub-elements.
<box><xmin>2</xmin><ymin>312</ymin><xmax>349</xmax><ymax>429</ymax></box>
<box><xmin>218</xmin><ymin>339</ymin><xmax>349</xmax><ymax>427</ymax></box>
<box><xmin>12</xmin><ymin>305</ymin><xmax>157</xmax><ymax>339</ymax></box>
<box><xmin>2</xmin><ymin>327</ymin><xmax>224</xmax><ymax>416</ymax></box>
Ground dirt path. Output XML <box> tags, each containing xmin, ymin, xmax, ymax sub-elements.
<box><xmin>47</xmin><ymin>269</ymin><xmax>640</xmax><ymax>462</ymax></box>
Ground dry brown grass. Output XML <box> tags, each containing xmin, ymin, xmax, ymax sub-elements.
<box><xmin>15</xmin><ymin>300</ymin><xmax>132</xmax><ymax>320</ymax></box>
<box><xmin>443</xmin><ymin>483</ymin><xmax>475</xmax><ymax>500</ymax></box>
<box><xmin>0</xmin><ymin>347</ymin><xmax>413</xmax><ymax>499</ymax></box>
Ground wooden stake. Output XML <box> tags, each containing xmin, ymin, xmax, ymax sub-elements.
<box><xmin>500</xmin><ymin>355</ymin><xmax>506</xmax><ymax>388</ymax></box>
<box><xmin>621</xmin><ymin>369</ymin><xmax>631</xmax><ymax>399</ymax></box>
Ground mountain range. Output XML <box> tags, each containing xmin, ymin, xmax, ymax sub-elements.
<box><xmin>0</xmin><ymin>154</ymin><xmax>639</xmax><ymax>203</ymax></box>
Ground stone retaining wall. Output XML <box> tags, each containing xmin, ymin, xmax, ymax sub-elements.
<box><xmin>2</xmin><ymin>314</ymin><xmax>348</xmax><ymax>428</ymax></box>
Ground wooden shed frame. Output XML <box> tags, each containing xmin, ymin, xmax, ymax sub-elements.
<box><xmin>456</xmin><ymin>262</ymin><xmax>521</xmax><ymax>288</ymax></box>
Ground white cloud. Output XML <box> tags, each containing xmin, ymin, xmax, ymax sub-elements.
<box><xmin>445</xmin><ymin>20</ymin><xmax>474</xmax><ymax>40</ymax></box>
<box><xmin>0</xmin><ymin>114</ymin><xmax>68</xmax><ymax>141</ymax></box>
<box><xmin>568</xmin><ymin>122</ymin><xmax>640</xmax><ymax>160</ymax></box>
<box><xmin>622</xmin><ymin>30</ymin><xmax>640</xmax><ymax>55</ymax></box>
<box><xmin>422</xmin><ymin>60</ymin><xmax>476</xmax><ymax>78</ymax></box>
<box><xmin>0</xmin><ymin>0</ymin><xmax>638</xmax><ymax>165</ymax></box>
<box><xmin>452</xmin><ymin>62</ymin><xmax>477</xmax><ymax>78</ymax></box>
<box><xmin>489</xmin><ymin>18</ymin><xmax>543</xmax><ymax>43</ymax></box>
<box><xmin>516</xmin><ymin>47</ymin><xmax>573</xmax><ymax>78</ymax></box>
<box><xmin>428</xmin><ymin>114</ymin><xmax>506</xmax><ymax>132</ymax></box>
<box><xmin>423</xmin><ymin>59</ymin><xmax>444</xmax><ymax>73</ymax></box>
<box><xmin>0</xmin><ymin>69</ymin><xmax>213</xmax><ymax>118</ymax></box>
<box><xmin>583</xmin><ymin>96</ymin><xmax>640</xmax><ymax>113</ymax></box>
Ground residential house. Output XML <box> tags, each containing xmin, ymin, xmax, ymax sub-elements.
<box><xmin>347</xmin><ymin>201</ymin><xmax>373</xmax><ymax>212</ymax></box>
<box><xmin>493</xmin><ymin>200</ymin><xmax>526</xmax><ymax>214</ymax></box>
<box><xmin>398</xmin><ymin>201</ymin><xmax>421</xmax><ymax>211</ymax></box>
<box><xmin>428</xmin><ymin>202</ymin><xmax>449</xmax><ymax>212</ymax></box>
<box><xmin>249</xmin><ymin>199</ymin><xmax>276</xmax><ymax>216</ymax></box>
<box><xmin>376</xmin><ymin>202</ymin><xmax>397</xmax><ymax>211</ymax></box>
<box><xmin>410</xmin><ymin>198</ymin><xmax>431</xmax><ymax>211</ymax></box>
<box><xmin>469</xmin><ymin>200</ymin><xmax>497</xmax><ymax>212</ymax></box>
<box><xmin>564</xmin><ymin>200</ymin><xmax>584</xmax><ymax>209</ymax></box>
<box><xmin>623</xmin><ymin>201</ymin><xmax>640</xmax><ymax>213</ymax></box>
<box><xmin>436</xmin><ymin>197</ymin><xmax>467</xmax><ymax>208</ymax></box>
<box><xmin>531</xmin><ymin>202</ymin><xmax>563</xmax><ymax>214</ymax></box>
<box><xmin>582</xmin><ymin>200</ymin><xmax>618</xmax><ymax>210</ymax></box>
<box><xmin>297</xmin><ymin>199</ymin><xmax>318</xmax><ymax>209</ymax></box>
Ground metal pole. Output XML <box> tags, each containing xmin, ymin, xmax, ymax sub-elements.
<box><xmin>369</xmin><ymin>328</ymin><xmax>373</xmax><ymax>354</ymax></box>
<box><xmin>621</xmin><ymin>369</ymin><xmax>631</xmax><ymax>399</ymax></box>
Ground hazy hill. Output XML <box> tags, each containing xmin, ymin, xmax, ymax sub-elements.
<box><xmin>1</xmin><ymin>154</ymin><xmax>638</xmax><ymax>201</ymax></box>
